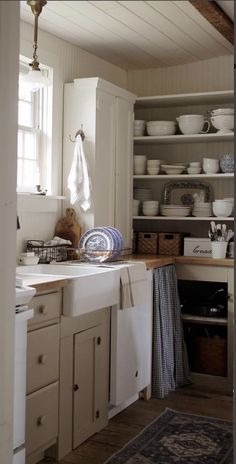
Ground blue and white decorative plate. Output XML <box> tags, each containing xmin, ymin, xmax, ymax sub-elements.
<box><xmin>79</xmin><ymin>226</ymin><xmax>124</xmax><ymax>262</ymax></box>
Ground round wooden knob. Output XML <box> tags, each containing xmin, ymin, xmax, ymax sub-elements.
<box><xmin>39</xmin><ymin>305</ymin><xmax>47</xmax><ymax>315</ymax></box>
<box><xmin>38</xmin><ymin>354</ymin><xmax>47</xmax><ymax>364</ymax></box>
<box><xmin>37</xmin><ymin>415</ymin><xmax>46</xmax><ymax>426</ymax></box>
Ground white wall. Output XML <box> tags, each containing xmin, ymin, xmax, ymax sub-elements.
<box><xmin>0</xmin><ymin>2</ymin><xmax>19</xmax><ymax>463</ymax></box>
<box><xmin>127</xmin><ymin>54</ymin><xmax>234</xmax><ymax>96</ymax></box>
<box><xmin>17</xmin><ymin>21</ymin><xmax>127</xmax><ymax>254</ymax></box>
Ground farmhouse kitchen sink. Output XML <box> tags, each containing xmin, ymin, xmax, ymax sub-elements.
<box><xmin>16</xmin><ymin>264</ymin><xmax>120</xmax><ymax>316</ymax></box>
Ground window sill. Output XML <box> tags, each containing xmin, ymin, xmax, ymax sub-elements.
<box><xmin>17</xmin><ymin>193</ymin><xmax>66</xmax><ymax>213</ymax></box>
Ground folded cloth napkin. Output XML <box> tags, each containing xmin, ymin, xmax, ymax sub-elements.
<box><xmin>44</xmin><ymin>236</ymin><xmax>72</xmax><ymax>246</ymax></box>
<box><xmin>119</xmin><ymin>262</ymin><xmax>147</xmax><ymax>310</ymax></box>
<box><xmin>67</xmin><ymin>134</ymin><xmax>91</xmax><ymax>211</ymax></box>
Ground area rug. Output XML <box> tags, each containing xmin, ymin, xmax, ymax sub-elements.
<box><xmin>104</xmin><ymin>408</ymin><xmax>233</xmax><ymax>463</ymax></box>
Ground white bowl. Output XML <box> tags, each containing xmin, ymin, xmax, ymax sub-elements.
<box><xmin>134</xmin><ymin>155</ymin><xmax>147</xmax><ymax>162</ymax></box>
<box><xmin>146</xmin><ymin>121</ymin><xmax>176</xmax><ymax>136</ymax></box>
<box><xmin>210</xmin><ymin>114</ymin><xmax>234</xmax><ymax>134</ymax></box>
<box><xmin>147</xmin><ymin>167</ymin><xmax>160</xmax><ymax>175</ymax></box>
<box><xmin>187</xmin><ymin>167</ymin><xmax>201</xmax><ymax>174</ymax></box>
<box><xmin>134</xmin><ymin>128</ymin><xmax>145</xmax><ymax>136</ymax></box>
<box><xmin>211</xmin><ymin>108</ymin><xmax>234</xmax><ymax>116</ymax></box>
<box><xmin>133</xmin><ymin>188</ymin><xmax>152</xmax><ymax>201</ymax></box>
<box><xmin>147</xmin><ymin>159</ymin><xmax>161</xmax><ymax>166</ymax></box>
<box><xmin>161</xmin><ymin>164</ymin><xmax>185</xmax><ymax>175</ymax></box>
<box><xmin>212</xmin><ymin>201</ymin><xmax>233</xmax><ymax>217</ymax></box>
<box><xmin>134</xmin><ymin>120</ymin><xmax>145</xmax><ymax>126</ymax></box>
<box><xmin>189</xmin><ymin>162</ymin><xmax>201</xmax><ymax>167</ymax></box>
<box><xmin>203</xmin><ymin>158</ymin><xmax>219</xmax><ymax>174</ymax></box>
<box><xmin>177</xmin><ymin>114</ymin><xmax>209</xmax><ymax>135</ymax></box>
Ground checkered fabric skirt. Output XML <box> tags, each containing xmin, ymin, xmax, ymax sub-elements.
<box><xmin>152</xmin><ymin>264</ymin><xmax>191</xmax><ymax>398</ymax></box>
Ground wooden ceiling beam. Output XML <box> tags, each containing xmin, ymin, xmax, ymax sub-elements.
<box><xmin>189</xmin><ymin>0</ymin><xmax>234</xmax><ymax>44</ymax></box>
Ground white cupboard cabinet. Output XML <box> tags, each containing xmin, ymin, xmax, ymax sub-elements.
<box><xmin>63</xmin><ymin>77</ymin><xmax>136</xmax><ymax>249</ymax></box>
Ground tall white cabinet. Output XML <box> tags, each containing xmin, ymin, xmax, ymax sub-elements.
<box><xmin>63</xmin><ymin>78</ymin><xmax>136</xmax><ymax>249</ymax></box>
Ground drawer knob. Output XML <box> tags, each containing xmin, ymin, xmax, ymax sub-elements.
<box><xmin>38</xmin><ymin>354</ymin><xmax>47</xmax><ymax>364</ymax></box>
<box><xmin>37</xmin><ymin>415</ymin><xmax>46</xmax><ymax>426</ymax></box>
<box><xmin>39</xmin><ymin>305</ymin><xmax>47</xmax><ymax>315</ymax></box>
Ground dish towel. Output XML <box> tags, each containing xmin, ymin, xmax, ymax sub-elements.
<box><xmin>44</xmin><ymin>236</ymin><xmax>72</xmax><ymax>246</ymax></box>
<box><xmin>119</xmin><ymin>263</ymin><xmax>147</xmax><ymax>309</ymax></box>
<box><xmin>67</xmin><ymin>134</ymin><xmax>91</xmax><ymax>211</ymax></box>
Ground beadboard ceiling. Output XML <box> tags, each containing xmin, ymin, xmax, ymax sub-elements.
<box><xmin>20</xmin><ymin>0</ymin><xmax>234</xmax><ymax>70</ymax></box>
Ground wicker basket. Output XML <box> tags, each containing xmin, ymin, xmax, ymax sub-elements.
<box><xmin>137</xmin><ymin>232</ymin><xmax>158</xmax><ymax>254</ymax></box>
<box><xmin>191</xmin><ymin>336</ymin><xmax>227</xmax><ymax>377</ymax></box>
<box><xmin>158</xmin><ymin>232</ymin><xmax>185</xmax><ymax>256</ymax></box>
<box><xmin>27</xmin><ymin>240</ymin><xmax>72</xmax><ymax>263</ymax></box>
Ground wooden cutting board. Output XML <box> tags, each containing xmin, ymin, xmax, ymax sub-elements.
<box><xmin>55</xmin><ymin>208</ymin><xmax>81</xmax><ymax>249</ymax></box>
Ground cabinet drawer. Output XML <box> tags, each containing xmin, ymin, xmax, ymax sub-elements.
<box><xmin>27</xmin><ymin>325</ymin><xmax>59</xmax><ymax>394</ymax></box>
<box><xmin>28</xmin><ymin>292</ymin><xmax>61</xmax><ymax>329</ymax></box>
<box><xmin>26</xmin><ymin>382</ymin><xmax>58</xmax><ymax>457</ymax></box>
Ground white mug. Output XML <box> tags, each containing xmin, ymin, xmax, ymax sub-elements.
<box><xmin>177</xmin><ymin>114</ymin><xmax>210</xmax><ymax>135</ymax></box>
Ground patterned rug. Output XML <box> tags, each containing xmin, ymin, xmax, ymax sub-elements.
<box><xmin>105</xmin><ymin>408</ymin><xmax>233</xmax><ymax>463</ymax></box>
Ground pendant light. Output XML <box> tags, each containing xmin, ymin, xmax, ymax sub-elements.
<box><xmin>20</xmin><ymin>0</ymin><xmax>51</xmax><ymax>91</ymax></box>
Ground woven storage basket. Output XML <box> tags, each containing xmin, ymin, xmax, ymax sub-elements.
<box><xmin>137</xmin><ymin>232</ymin><xmax>158</xmax><ymax>254</ymax></box>
<box><xmin>192</xmin><ymin>336</ymin><xmax>227</xmax><ymax>377</ymax></box>
<box><xmin>158</xmin><ymin>232</ymin><xmax>185</xmax><ymax>256</ymax></box>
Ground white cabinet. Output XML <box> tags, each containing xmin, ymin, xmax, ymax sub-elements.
<box><xmin>63</xmin><ymin>77</ymin><xmax>135</xmax><ymax>249</ymax></box>
<box><xmin>133</xmin><ymin>90</ymin><xmax>234</xmax><ymax>237</ymax></box>
<box><xmin>110</xmin><ymin>270</ymin><xmax>153</xmax><ymax>406</ymax></box>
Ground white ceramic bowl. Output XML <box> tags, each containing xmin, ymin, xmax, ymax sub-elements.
<box><xmin>177</xmin><ymin>114</ymin><xmax>209</xmax><ymax>135</ymax></box>
<box><xmin>147</xmin><ymin>167</ymin><xmax>160</xmax><ymax>175</ymax></box>
<box><xmin>203</xmin><ymin>158</ymin><xmax>219</xmax><ymax>174</ymax></box>
<box><xmin>189</xmin><ymin>162</ymin><xmax>201</xmax><ymax>167</ymax></box>
<box><xmin>187</xmin><ymin>167</ymin><xmax>201</xmax><ymax>174</ymax></box>
<box><xmin>161</xmin><ymin>164</ymin><xmax>185</xmax><ymax>175</ymax></box>
<box><xmin>134</xmin><ymin>128</ymin><xmax>145</xmax><ymax>136</ymax></box>
<box><xmin>134</xmin><ymin>120</ymin><xmax>145</xmax><ymax>126</ymax></box>
<box><xmin>133</xmin><ymin>188</ymin><xmax>152</xmax><ymax>201</ymax></box>
<box><xmin>147</xmin><ymin>159</ymin><xmax>161</xmax><ymax>166</ymax></box>
<box><xmin>211</xmin><ymin>108</ymin><xmax>234</xmax><ymax>116</ymax></box>
<box><xmin>146</xmin><ymin>121</ymin><xmax>176</xmax><ymax>136</ymax></box>
<box><xmin>134</xmin><ymin>155</ymin><xmax>147</xmax><ymax>162</ymax></box>
<box><xmin>210</xmin><ymin>114</ymin><xmax>234</xmax><ymax>133</ymax></box>
<box><xmin>212</xmin><ymin>201</ymin><xmax>233</xmax><ymax>217</ymax></box>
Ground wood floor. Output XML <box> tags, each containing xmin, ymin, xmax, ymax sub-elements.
<box><xmin>41</xmin><ymin>385</ymin><xmax>233</xmax><ymax>464</ymax></box>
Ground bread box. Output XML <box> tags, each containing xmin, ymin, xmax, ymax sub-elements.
<box><xmin>184</xmin><ymin>238</ymin><xmax>212</xmax><ymax>257</ymax></box>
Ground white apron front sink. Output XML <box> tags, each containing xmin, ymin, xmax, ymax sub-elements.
<box><xmin>16</xmin><ymin>264</ymin><xmax>120</xmax><ymax>317</ymax></box>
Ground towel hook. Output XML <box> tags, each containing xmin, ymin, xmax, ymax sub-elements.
<box><xmin>69</xmin><ymin>125</ymin><xmax>85</xmax><ymax>142</ymax></box>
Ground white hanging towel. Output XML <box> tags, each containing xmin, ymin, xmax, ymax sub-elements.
<box><xmin>67</xmin><ymin>134</ymin><xmax>91</xmax><ymax>211</ymax></box>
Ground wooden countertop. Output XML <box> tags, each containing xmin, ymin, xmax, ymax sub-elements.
<box><xmin>20</xmin><ymin>274</ymin><xmax>69</xmax><ymax>293</ymax></box>
<box><xmin>125</xmin><ymin>254</ymin><xmax>234</xmax><ymax>269</ymax></box>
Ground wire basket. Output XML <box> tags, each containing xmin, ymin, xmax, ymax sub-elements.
<box><xmin>79</xmin><ymin>247</ymin><xmax>132</xmax><ymax>263</ymax></box>
<box><xmin>27</xmin><ymin>240</ymin><xmax>72</xmax><ymax>263</ymax></box>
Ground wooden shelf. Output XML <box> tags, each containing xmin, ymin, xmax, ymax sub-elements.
<box><xmin>133</xmin><ymin>215</ymin><xmax>234</xmax><ymax>221</ymax></box>
<box><xmin>181</xmin><ymin>314</ymin><xmax>227</xmax><ymax>326</ymax></box>
<box><xmin>133</xmin><ymin>173</ymin><xmax>234</xmax><ymax>180</ymax></box>
<box><xmin>135</xmin><ymin>90</ymin><xmax>234</xmax><ymax>108</ymax></box>
<box><xmin>133</xmin><ymin>133</ymin><xmax>234</xmax><ymax>145</ymax></box>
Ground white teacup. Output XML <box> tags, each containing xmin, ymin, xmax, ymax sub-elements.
<box><xmin>17</xmin><ymin>252</ymin><xmax>39</xmax><ymax>265</ymax></box>
<box><xmin>177</xmin><ymin>114</ymin><xmax>210</xmax><ymax>135</ymax></box>
<box><xmin>203</xmin><ymin>158</ymin><xmax>219</xmax><ymax>174</ymax></box>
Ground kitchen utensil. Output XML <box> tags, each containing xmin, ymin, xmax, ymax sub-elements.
<box><xmin>208</xmin><ymin>230</ymin><xmax>214</xmax><ymax>241</ymax></box>
<box><xmin>221</xmin><ymin>224</ymin><xmax>227</xmax><ymax>240</ymax></box>
<box><xmin>210</xmin><ymin>221</ymin><xmax>216</xmax><ymax>234</ymax></box>
<box><xmin>226</xmin><ymin>230</ymin><xmax>234</xmax><ymax>242</ymax></box>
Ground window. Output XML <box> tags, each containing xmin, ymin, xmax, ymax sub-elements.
<box><xmin>17</xmin><ymin>60</ymin><xmax>52</xmax><ymax>193</ymax></box>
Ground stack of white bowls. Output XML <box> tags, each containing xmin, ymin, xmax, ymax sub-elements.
<box><xmin>187</xmin><ymin>161</ymin><xmax>201</xmax><ymax>174</ymax></box>
<box><xmin>203</xmin><ymin>158</ymin><xmax>219</xmax><ymax>174</ymax></box>
<box><xmin>146</xmin><ymin>120</ymin><xmax>176</xmax><ymax>136</ymax></box>
<box><xmin>134</xmin><ymin>120</ymin><xmax>146</xmax><ymax>136</ymax></box>
<box><xmin>213</xmin><ymin>200</ymin><xmax>233</xmax><ymax>217</ymax></box>
<box><xmin>223</xmin><ymin>197</ymin><xmax>234</xmax><ymax>214</ymax></box>
<box><xmin>133</xmin><ymin>155</ymin><xmax>147</xmax><ymax>174</ymax></box>
<box><xmin>160</xmin><ymin>205</ymin><xmax>191</xmax><ymax>217</ymax></box>
<box><xmin>210</xmin><ymin>108</ymin><xmax>234</xmax><ymax>134</ymax></box>
<box><xmin>147</xmin><ymin>159</ymin><xmax>161</xmax><ymax>175</ymax></box>
<box><xmin>192</xmin><ymin>202</ymin><xmax>212</xmax><ymax>217</ymax></box>
<box><xmin>142</xmin><ymin>200</ymin><xmax>159</xmax><ymax>216</ymax></box>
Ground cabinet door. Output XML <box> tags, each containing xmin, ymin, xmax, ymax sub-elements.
<box><xmin>73</xmin><ymin>324</ymin><xmax>108</xmax><ymax>448</ymax></box>
<box><xmin>110</xmin><ymin>270</ymin><xmax>152</xmax><ymax>405</ymax></box>
<box><xmin>115</xmin><ymin>97</ymin><xmax>134</xmax><ymax>249</ymax></box>
<box><xmin>94</xmin><ymin>89</ymin><xmax>116</xmax><ymax>228</ymax></box>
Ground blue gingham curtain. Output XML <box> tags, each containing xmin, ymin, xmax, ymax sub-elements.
<box><xmin>152</xmin><ymin>264</ymin><xmax>191</xmax><ymax>398</ymax></box>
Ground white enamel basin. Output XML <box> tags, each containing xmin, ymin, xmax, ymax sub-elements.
<box><xmin>16</xmin><ymin>264</ymin><xmax>120</xmax><ymax>317</ymax></box>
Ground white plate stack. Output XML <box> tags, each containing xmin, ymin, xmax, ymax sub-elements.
<box><xmin>133</xmin><ymin>188</ymin><xmax>152</xmax><ymax>201</ymax></box>
<box><xmin>160</xmin><ymin>205</ymin><xmax>191</xmax><ymax>217</ymax></box>
<box><xmin>192</xmin><ymin>202</ymin><xmax>212</xmax><ymax>217</ymax></box>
